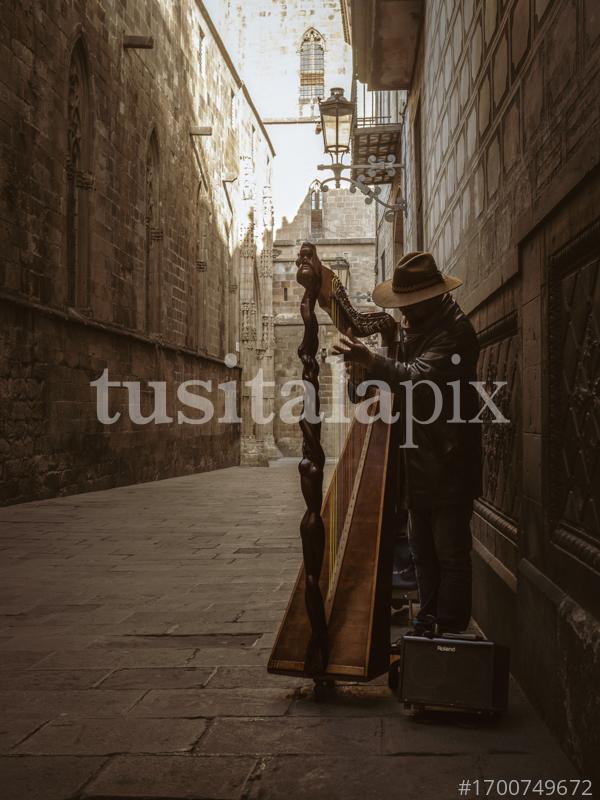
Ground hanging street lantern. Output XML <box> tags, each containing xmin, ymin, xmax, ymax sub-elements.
<box><xmin>315</xmin><ymin>87</ymin><xmax>406</xmax><ymax>219</ymax></box>
<box><xmin>319</xmin><ymin>87</ymin><xmax>354</xmax><ymax>156</ymax></box>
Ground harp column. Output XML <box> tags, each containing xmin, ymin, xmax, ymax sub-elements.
<box><xmin>296</xmin><ymin>242</ymin><xmax>329</xmax><ymax>674</ymax></box>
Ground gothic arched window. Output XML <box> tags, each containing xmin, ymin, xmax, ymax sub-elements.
<box><xmin>66</xmin><ymin>37</ymin><xmax>93</xmax><ymax>308</ymax></box>
<box><xmin>300</xmin><ymin>29</ymin><xmax>325</xmax><ymax>104</ymax></box>
<box><xmin>310</xmin><ymin>181</ymin><xmax>323</xmax><ymax>236</ymax></box>
<box><xmin>145</xmin><ymin>130</ymin><xmax>162</xmax><ymax>334</ymax></box>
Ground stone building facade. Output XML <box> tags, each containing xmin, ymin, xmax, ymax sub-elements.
<box><xmin>347</xmin><ymin>0</ymin><xmax>600</xmax><ymax>781</ymax></box>
<box><xmin>0</xmin><ymin>0</ymin><xmax>275</xmax><ymax>503</ymax></box>
<box><xmin>206</xmin><ymin>0</ymin><xmax>379</xmax><ymax>457</ymax></box>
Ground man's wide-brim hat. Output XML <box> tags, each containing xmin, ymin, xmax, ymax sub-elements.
<box><xmin>371</xmin><ymin>251</ymin><xmax>462</xmax><ymax>308</ymax></box>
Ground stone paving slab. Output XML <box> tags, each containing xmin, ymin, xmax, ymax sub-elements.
<box><xmin>476</xmin><ymin>752</ymin><xmax>578</xmax><ymax>781</ymax></box>
<box><xmin>186</xmin><ymin>647</ymin><xmax>271</xmax><ymax>667</ymax></box>
<box><xmin>32</xmin><ymin>647</ymin><xmax>200</xmax><ymax>669</ymax></box>
<box><xmin>0</xmin><ymin>633</ymin><xmax>110</xmax><ymax>651</ymax></box>
<box><xmin>0</xmin><ymin>716</ymin><xmax>49</xmax><ymax>753</ymax></box>
<box><xmin>0</xmin><ymin>689</ymin><xmax>145</xmax><ymax>718</ymax></box>
<box><xmin>97</xmin><ymin>667</ymin><xmax>215</xmax><ymax>690</ymax></box>
<box><xmin>196</xmin><ymin>717</ymin><xmax>382</xmax><ymax>756</ymax></box>
<box><xmin>206</xmin><ymin>665</ymin><xmax>311</xmax><ymax>690</ymax></box>
<box><xmin>14</xmin><ymin>717</ymin><xmax>208</xmax><ymax>755</ymax></box>
<box><xmin>0</xmin><ymin>463</ymin><xmax>578</xmax><ymax>799</ymax></box>
<box><xmin>1</xmin><ymin>755</ymin><xmax>107</xmax><ymax>800</ymax></box>
<box><xmin>128</xmin><ymin>688</ymin><xmax>295</xmax><ymax>718</ymax></box>
<box><xmin>382</xmin><ymin>681</ymin><xmax>575</xmax><ymax>758</ymax></box>
<box><xmin>80</xmin><ymin>754</ymin><xmax>257</xmax><ymax>799</ymax></box>
<box><xmin>0</xmin><ymin>650</ymin><xmax>56</xmax><ymax>668</ymax></box>
<box><xmin>242</xmin><ymin>754</ymin><xmax>482</xmax><ymax>800</ymax></box>
<box><xmin>0</xmin><ymin>668</ymin><xmax>110</xmax><ymax>691</ymax></box>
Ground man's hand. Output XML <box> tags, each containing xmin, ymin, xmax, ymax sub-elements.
<box><xmin>332</xmin><ymin>334</ymin><xmax>374</xmax><ymax>368</ymax></box>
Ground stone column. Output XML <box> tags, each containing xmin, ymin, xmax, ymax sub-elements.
<box><xmin>258</xmin><ymin>185</ymin><xmax>281</xmax><ymax>460</ymax></box>
<box><xmin>237</xmin><ymin>159</ymin><xmax>280</xmax><ymax>466</ymax></box>
<box><xmin>239</xmin><ymin>208</ymin><xmax>268</xmax><ymax>466</ymax></box>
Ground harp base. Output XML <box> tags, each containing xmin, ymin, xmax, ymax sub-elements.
<box><xmin>267</xmin><ymin>658</ymin><xmax>390</xmax><ymax>683</ymax></box>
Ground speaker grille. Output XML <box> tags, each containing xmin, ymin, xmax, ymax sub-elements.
<box><xmin>400</xmin><ymin>637</ymin><xmax>495</xmax><ymax>710</ymax></box>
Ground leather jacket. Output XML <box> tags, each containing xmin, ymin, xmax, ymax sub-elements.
<box><xmin>365</xmin><ymin>295</ymin><xmax>482</xmax><ymax>508</ymax></box>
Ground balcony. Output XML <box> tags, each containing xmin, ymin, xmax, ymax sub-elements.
<box><xmin>351</xmin><ymin>81</ymin><xmax>406</xmax><ymax>185</ymax></box>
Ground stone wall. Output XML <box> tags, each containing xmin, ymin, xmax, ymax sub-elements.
<box><xmin>203</xmin><ymin>0</ymin><xmax>378</xmax><ymax>458</ymax></box>
<box><xmin>0</xmin><ymin>297</ymin><xmax>239</xmax><ymax>504</ymax></box>
<box><xmin>405</xmin><ymin>0</ymin><xmax>600</xmax><ymax>312</ymax></box>
<box><xmin>0</xmin><ymin>0</ymin><xmax>274</xmax><ymax>503</ymax></box>
<box><xmin>397</xmin><ymin>0</ymin><xmax>600</xmax><ymax>779</ymax></box>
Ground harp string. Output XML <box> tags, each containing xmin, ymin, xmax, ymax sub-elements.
<box><xmin>330</xmin><ymin>297</ymin><xmax>338</xmax><ymax>585</ymax></box>
<box><xmin>323</xmin><ymin>284</ymin><xmax>375</xmax><ymax>604</ymax></box>
<box><xmin>327</xmin><ymin>293</ymin><xmax>350</xmax><ymax>588</ymax></box>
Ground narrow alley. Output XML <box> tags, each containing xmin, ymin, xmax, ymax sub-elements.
<box><xmin>0</xmin><ymin>463</ymin><xmax>576</xmax><ymax>799</ymax></box>
<box><xmin>1</xmin><ymin>0</ymin><xmax>599</xmax><ymax>795</ymax></box>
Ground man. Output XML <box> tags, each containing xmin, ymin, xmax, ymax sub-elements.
<box><xmin>332</xmin><ymin>251</ymin><xmax>481</xmax><ymax>634</ymax></box>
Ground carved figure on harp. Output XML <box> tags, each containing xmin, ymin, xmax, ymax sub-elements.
<box><xmin>268</xmin><ymin>244</ymin><xmax>482</xmax><ymax>686</ymax></box>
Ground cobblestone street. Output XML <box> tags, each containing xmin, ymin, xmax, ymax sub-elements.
<box><xmin>0</xmin><ymin>462</ymin><xmax>577</xmax><ymax>800</ymax></box>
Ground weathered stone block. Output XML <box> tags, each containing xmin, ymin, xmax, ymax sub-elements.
<box><xmin>478</xmin><ymin>72</ymin><xmax>491</xmax><ymax>135</ymax></box>
<box><xmin>81</xmin><ymin>755</ymin><xmax>257</xmax><ymax>800</ymax></box>
<box><xmin>98</xmin><ymin>667</ymin><xmax>214</xmax><ymax>689</ymax></box>
<box><xmin>16</xmin><ymin>717</ymin><xmax>207</xmax><ymax>756</ymax></box>
<box><xmin>128</xmin><ymin>687</ymin><xmax>294</xmax><ymax>717</ymax></box>
<box><xmin>198</xmin><ymin>716</ymin><xmax>381</xmax><ymax>755</ymax></box>
<box><xmin>460</xmin><ymin>56</ymin><xmax>470</xmax><ymax>109</ymax></box>
<box><xmin>471</xmin><ymin>20</ymin><xmax>483</xmax><ymax>83</ymax></box>
<box><xmin>484</xmin><ymin>0</ymin><xmax>497</xmax><ymax>46</ymax></box>
<box><xmin>1</xmin><ymin>755</ymin><xmax>106</xmax><ymax>800</ymax></box>
<box><xmin>503</xmin><ymin>96</ymin><xmax>520</xmax><ymax>173</ymax></box>
<box><xmin>466</xmin><ymin>104</ymin><xmax>477</xmax><ymax>161</ymax></box>
<box><xmin>243</xmin><ymin>755</ymin><xmax>482</xmax><ymax>800</ymax></box>
<box><xmin>493</xmin><ymin>31</ymin><xmax>509</xmax><ymax>107</ymax></box>
<box><xmin>473</xmin><ymin>160</ymin><xmax>485</xmax><ymax>218</ymax></box>
<box><xmin>545</xmin><ymin>0</ymin><xmax>577</xmax><ymax>106</ymax></box>
<box><xmin>512</xmin><ymin>0</ymin><xmax>531</xmax><ymax>70</ymax></box>
<box><xmin>486</xmin><ymin>134</ymin><xmax>501</xmax><ymax>198</ymax></box>
<box><xmin>522</xmin><ymin>51</ymin><xmax>544</xmax><ymax>147</ymax></box>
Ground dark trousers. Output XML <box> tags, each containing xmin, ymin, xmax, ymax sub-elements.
<box><xmin>408</xmin><ymin>502</ymin><xmax>473</xmax><ymax>632</ymax></box>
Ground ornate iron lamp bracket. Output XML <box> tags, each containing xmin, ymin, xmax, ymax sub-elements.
<box><xmin>316</xmin><ymin>154</ymin><xmax>406</xmax><ymax>221</ymax></box>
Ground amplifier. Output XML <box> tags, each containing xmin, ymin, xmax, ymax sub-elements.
<box><xmin>398</xmin><ymin>634</ymin><xmax>510</xmax><ymax>714</ymax></box>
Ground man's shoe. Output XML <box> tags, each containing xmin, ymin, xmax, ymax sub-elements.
<box><xmin>410</xmin><ymin>614</ymin><xmax>437</xmax><ymax>635</ymax></box>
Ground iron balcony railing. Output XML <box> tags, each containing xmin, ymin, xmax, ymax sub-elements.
<box><xmin>353</xmin><ymin>80</ymin><xmax>406</xmax><ymax>128</ymax></box>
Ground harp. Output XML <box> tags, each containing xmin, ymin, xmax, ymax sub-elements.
<box><xmin>268</xmin><ymin>241</ymin><xmax>398</xmax><ymax>684</ymax></box>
